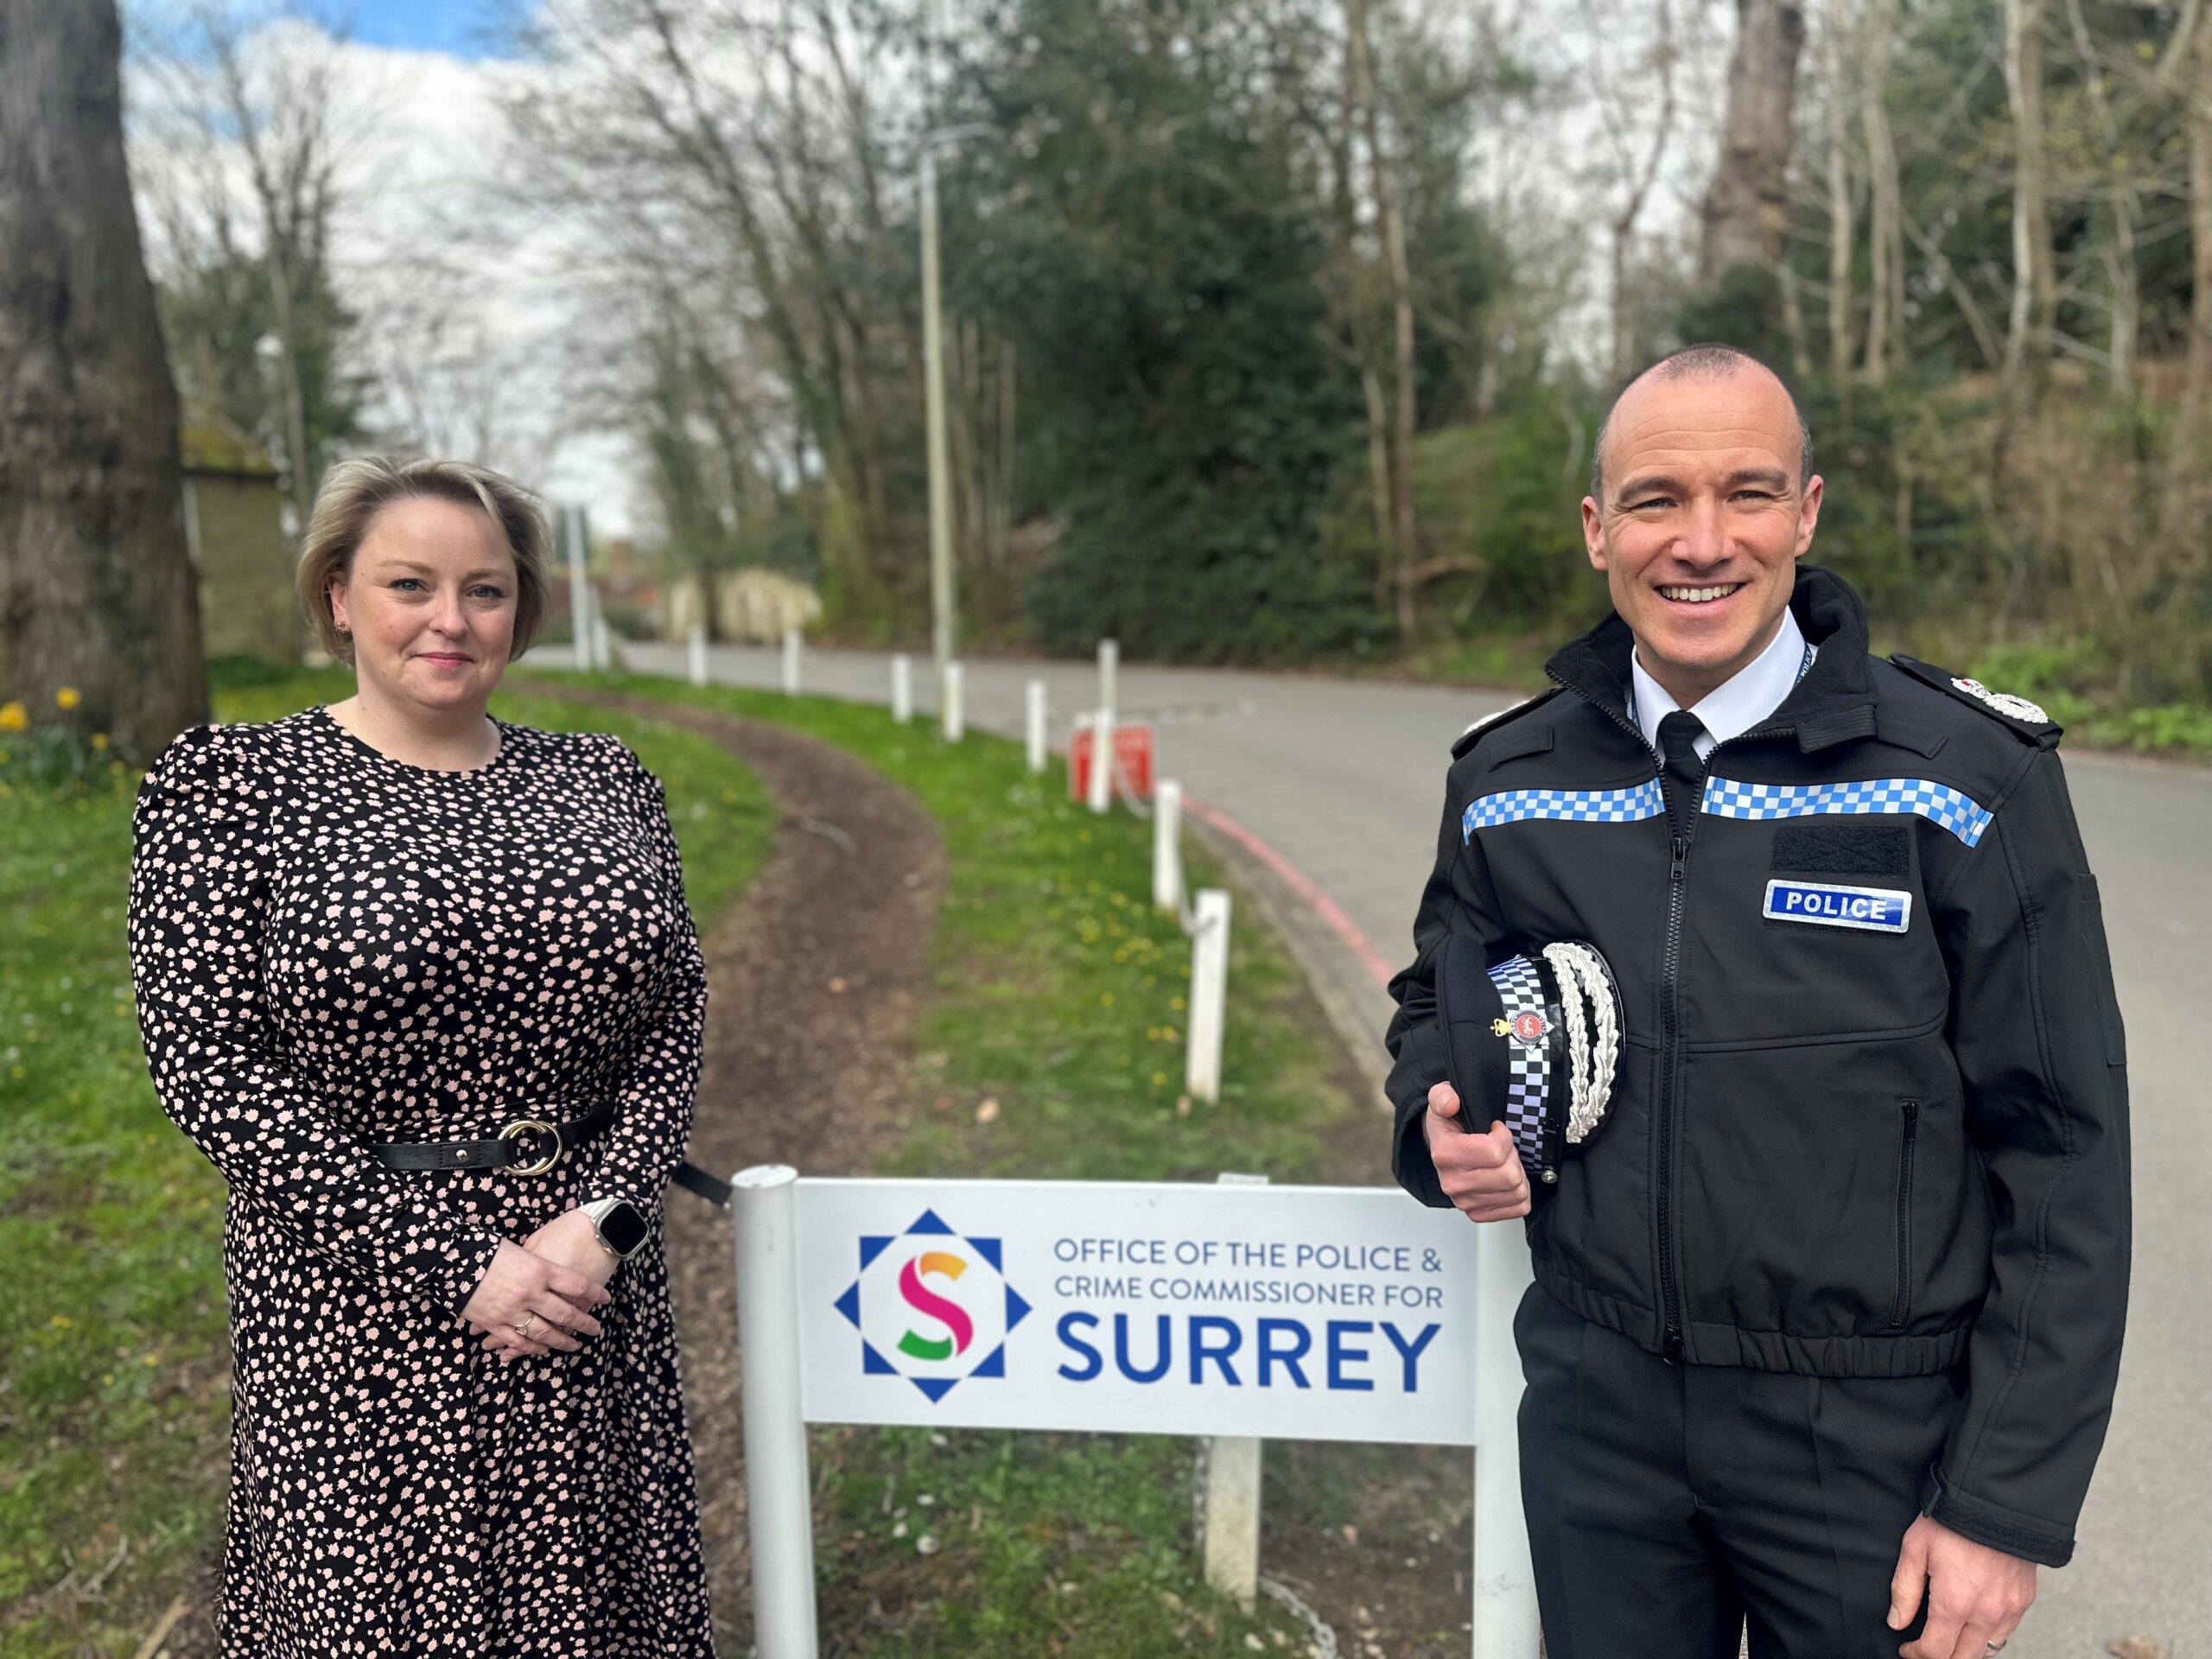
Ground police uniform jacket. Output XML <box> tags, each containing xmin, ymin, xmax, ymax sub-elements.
<box><xmin>1385</xmin><ymin>563</ymin><xmax>2131</xmax><ymax>1568</ymax></box>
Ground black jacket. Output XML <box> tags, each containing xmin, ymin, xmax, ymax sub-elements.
<box><xmin>1385</xmin><ymin>565</ymin><xmax>2131</xmax><ymax>1567</ymax></box>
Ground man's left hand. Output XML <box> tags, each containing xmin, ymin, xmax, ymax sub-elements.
<box><xmin>1889</xmin><ymin>1514</ymin><xmax>2036</xmax><ymax>1657</ymax></box>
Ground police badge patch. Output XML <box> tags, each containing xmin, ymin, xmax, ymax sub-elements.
<box><xmin>1950</xmin><ymin>676</ymin><xmax>2050</xmax><ymax>725</ymax></box>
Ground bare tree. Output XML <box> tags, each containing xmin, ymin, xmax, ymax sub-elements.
<box><xmin>1699</xmin><ymin>0</ymin><xmax>1807</xmax><ymax>282</ymax></box>
<box><xmin>2001</xmin><ymin>0</ymin><xmax>2056</xmax><ymax>416</ymax></box>
<box><xmin>1610</xmin><ymin>0</ymin><xmax>1682</xmax><ymax>383</ymax></box>
<box><xmin>0</xmin><ymin>0</ymin><xmax>205</xmax><ymax>754</ymax></box>
<box><xmin>2162</xmin><ymin>3</ymin><xmax>2212</xmax><ymax>548</ymax></box>
<box><xmin>1345</xmin><ymin>0</ymin><xmax>1421</xmax><ymax>634</ymax></box>
<box><xmin>1821</xmin><ymin>7</ymin><xmax>1858</xmax><ymax>394</ymax></box>
<box><xmin>1859</xmin><ymin>0</ymin><xmax>1904</xmax><ymax>385</ymax></box>
<box><xmin>505</xmin><ymin>0</ymin><xmax>927</xmax><ymax>632</ymax></box>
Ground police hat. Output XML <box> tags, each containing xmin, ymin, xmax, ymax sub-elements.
<box><xmin>1433</xmin><ymin>937</ymin><xmax>1626</xmax><ymax>1191</ymax></box>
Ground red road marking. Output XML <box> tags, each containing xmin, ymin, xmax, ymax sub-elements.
<box><xmin>1181</xmin><ymin>794</ymin><xmax>1398</xmax><ymax>989</ymax></box>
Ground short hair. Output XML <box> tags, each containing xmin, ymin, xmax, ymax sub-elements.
<box><xmin>296</xmin><ymin>457</ymin><xmax>552</xmax><ymax>666</ymax></box>
<box><xmin>1590</xmin><ymin>343</ymin><xmax>1814</xmax><ymax>500</ymax></box>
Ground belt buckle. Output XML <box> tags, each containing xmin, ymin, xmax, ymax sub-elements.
<box><xmin>499</xmin><ymin>1117</ymin><xmax>563</xmax><ymax>1175</ymax></box>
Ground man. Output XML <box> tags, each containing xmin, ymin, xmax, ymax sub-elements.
<box><xmin>1385</xmin><ymin>345</ymin><xmax>2131</xmax><ymax>1659</ymax></box>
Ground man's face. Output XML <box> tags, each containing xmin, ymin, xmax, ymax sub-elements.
<box><xmin>1580</xmin><ymin>367</ymin><xmax>1822</xmax><ymax>700</ymax></box>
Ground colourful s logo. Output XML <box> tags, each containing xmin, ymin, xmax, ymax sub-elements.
<box><xmin>896</xmin><ymin>1251</ymin><xmax>975</xmax><ymax>1361</ymax></box>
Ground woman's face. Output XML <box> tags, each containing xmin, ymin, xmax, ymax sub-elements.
<box><xmin>329</xmin><ymin>494</ymin><xmax>518</xmax><ymax>716</ymax></box>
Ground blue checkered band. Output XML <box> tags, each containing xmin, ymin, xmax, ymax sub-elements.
<box><xmin>1462</xmin><ymin>781</ymin><xmax>1667</xmax><ymax>842</ymax></box>
<box><xmin>1489</xmin><ymin>956</ymin><xmax>1549</xmax><ymax>1173</ymax></box>
<box><xmin>1700</xmin><ymin>777</ymin><xmax>1993</xmax><ymax>848</ymax></box>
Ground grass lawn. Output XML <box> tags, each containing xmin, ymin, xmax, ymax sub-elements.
<box><xmin>0</xmin><ymin>668</ymin><xmax>775</xmax><ymax>1659</ymax></box>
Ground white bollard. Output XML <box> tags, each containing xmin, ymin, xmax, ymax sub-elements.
<box><xmin>591</xmin><ymin>613</ymin><xmax>612</xmax><ymax>673</ymax></box>
<box><xmin>1185</xmin><ymin>888</ymin><xmax>1230</xmax><ymax>1103</ymax></box>
<box><xmin>891</xmin><ymin>654</ymin><xmax>912</xmax><ymax>723</ymax></box>
<box><xmin>1097</xmin><ymin>637</ymin><xmax>1119</xmax><ymax>725</ymax></box>
<box><xmin>1025</xmin><ymin>679</ymin><xmax>1049</xmax><ymax>775</ymax></box>
<box><xmin>687</xmin><ymin>623</ymin><xmax>708</xmax><ymax>687</ymax></box>
<box><xmin>731</xmin><ymin>1165</ymin><xmax>821</xmax><ymax>1659</ymax></box>
<box><xmin>1200</xmin><ymin>1170</ymin><xmax>1268</xmax><ymax>1608</ymax></box>
<box><xmin>1086</xmin><ymin>709</ymin><xmax>1116</xmax><ymax>815</ymax></box>
<box><xmin>1154</xmin><ymin>779</ymin><xmax>1185</xmax><ymax>913</ymax></box>
<box><xmin>782</xmin><ymin>628</ymin><xmax>802</xmax><ymax>696</ymax></box>
<box><xmin>943</xmin><ymin>662</ymin><xmax>965</xmax><ymax>741</ymax></box>
<box><xmin>565</xmin><ymin>509</ymin><xmax>591</xmax><ymax>674</ymax></box>
<box><xmin>1473</xmin><ymin>1224</ymin><xmax>1541</xmax><ymax>1658</ymax></box>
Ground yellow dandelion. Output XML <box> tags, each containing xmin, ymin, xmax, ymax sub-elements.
<box><xmin>1152</xmin><ymin>1071</ymin><xmax>1167</xmax><ymax>1087</ymax></box>
<box><xmin>1099</xmin><ymin>992</ymin><xmax>1116</xmax><ymax>1007</ymax></box>
<box><xmin>55</xmin><ymin>687</ymin><xmax>80</xmax><ymax>710</ymax></box>
<box><xmin>50</xmin><ymin>1314</ymin><xmax>72</xmax><ymax>1328</ymax></box>
<box><xmin>91</xmin><ymin>733</ymin><xmax>108</xmax><ymax>751</ymax></box>
<box><xmin>0</xmin><ymin>702</ymin><xmax>25</xmax><ymax>733</ymax></box>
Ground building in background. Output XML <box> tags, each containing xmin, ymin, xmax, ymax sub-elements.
<box><xmin>180</xmin><ymin>412</ymin><xmax>296</xmax><ymax>664</ymax></box>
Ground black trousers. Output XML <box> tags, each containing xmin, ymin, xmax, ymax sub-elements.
<box><xmin>1514</xmin><ymin>1281</ymin><xmax>1964</xmax><ymax>1659</ymax></box>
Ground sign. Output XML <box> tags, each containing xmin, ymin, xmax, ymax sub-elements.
<box><xmin>793</xmin><ymin>1178</ymin><xmax>1480</xmax><ymax>1445</ymax></box>
<box><xmin>1069</xmin><ymin>721</ymin><xmax>1155</xmax><ymax>804</ymax></box>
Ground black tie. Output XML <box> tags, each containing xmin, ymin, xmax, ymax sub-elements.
<box><xmin>1656</xmin><ymin>710</ymin><xmax>1707</xmax><ymax>837</ymax></box>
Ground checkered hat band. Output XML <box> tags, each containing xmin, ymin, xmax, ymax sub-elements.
<box><xmin>1488</xmin><ymin>955</ymin><xmax>1549</xmax><ymax>1172</ymax></box>
<box><xmin>1462</xmin><ymin>781</ymin><xmax>1666</xmax><ymax>842</ymax></box>
<box><xmin>1700</xmin><ymin>776</ymin><xmax>1993</xmax><ymax>848</ymax></box>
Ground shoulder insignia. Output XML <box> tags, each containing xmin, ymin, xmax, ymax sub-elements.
<box><xmin>1451</xmin><ymin>685</ymin><xmax>1563</xmax><ymax>760</ymax></box>
<box><xmin>1889</xmin><ymin>654</ymin><xmax>2061</xmax><ymax>747</ymax></box>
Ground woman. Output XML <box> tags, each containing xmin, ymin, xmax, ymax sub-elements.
<box><xmin>127</xmin><ymin>457</ymin><xmax>716</xmax><ymax>1656</ymax></box>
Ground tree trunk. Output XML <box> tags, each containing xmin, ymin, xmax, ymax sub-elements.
<box><xmin>1346</xmin><ymin>0</ymin><xmax>1420</xmax><ymax>636</ymax></box>
<box><xmin>2061</xmin><ymin>0</ymin><xmax>2139</xmax><ymax>398</ymax></box>
<box><xmin>2001</xmin><ymin>0</ymin><xmax>2056</xmax><ymax>416</ymax></box>
<box><xmin>0</xmin><ymin>0</ymin><xmax>204</xmax><ymax>759</ymax></box>
<box><xmin>1700</xmin><ymin>0</ymin><xmax>1808</xmax><ymax>282</ymax></box>
<box><xmin>1825</xmin><ymin>12</ymin><xmax>1857</xmax><ymax>397</ymax></box>
<box><xmin>1860</xmin><ymin>0</ymin><xmax>1903</xmax><ymax>385</ymax></box>
<box><xmin>2161</xmin><ymin>8</ymin><xmax>2212</xmax><ymax>556</ymax></box>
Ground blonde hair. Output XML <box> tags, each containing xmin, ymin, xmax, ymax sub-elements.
<box><xmin>296</xmin><ymin>457</ymin><xmax>553</xmax><ymax>665</ymax></box>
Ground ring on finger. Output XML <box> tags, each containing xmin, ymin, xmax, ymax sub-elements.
<box><xmin>513</xmin><ymin>1313</ymin><xmax>539</xmax><ymax>1338</ymax></box>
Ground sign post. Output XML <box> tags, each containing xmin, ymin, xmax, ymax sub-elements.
<box><xmin>728</xmin><ymin>1170</ymin><xmax>1539</xmax><ymax>1658</ymax></box>
<box><xmin>732</xmin><ymin>1166</ymin><xmax>819</xmax><ymax>1659</ymax></box>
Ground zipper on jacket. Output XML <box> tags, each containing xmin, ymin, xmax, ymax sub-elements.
<box><xmin>1658</xmin><ymin>832</ymin><xmax>1688</xmax><ymax>1362</ymax></box>
<box><xmin>1548</xmin><ymin>664</ymin><xmax>1799</xmax><ymax>1369</ymax></box>
<box><xmin>1889</xmin><ymin>1099</ymin><xmax>1921</xmax><ymax>1329</ymax></box>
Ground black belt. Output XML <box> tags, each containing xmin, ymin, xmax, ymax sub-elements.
<box><xmin>367</xmin><ymin>1099</ymin><xmax>734</xmax><ymax>1208</ymax></box>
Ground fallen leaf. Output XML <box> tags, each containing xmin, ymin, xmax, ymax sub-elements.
<box><xmin>827</xmin><ymin>976</ymin><xmax>848</xmax><ymax>995</ymax></box>
<box><xmin>976</xmin><ymin>1097</ymin><xmax>1000</xmax><ymax>1124</ymax></box>
<box><xmin>1341</xmin><ymin>1522</ymin><xmax>1359</xmax><ymax>1547</ymax></box>
<box><xmin>2107</xmin><ymin>1641</ymin><xmax>2166</xmax><ymax>1659</ymax></box>
<box><xmin>1176</xmin><ymin>1095</ymin><xmax>1192</xmax><ymax>1117</ymax></box>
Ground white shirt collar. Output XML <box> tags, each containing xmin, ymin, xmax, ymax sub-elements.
<box><xmin>1630</xmin><ymin>606</ymin><xmax>1813</xmax><ymax>760</ymax></box>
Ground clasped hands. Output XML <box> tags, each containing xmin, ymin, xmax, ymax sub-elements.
<box><xmin>1423</xmin><ymin>1081</ymin><xmax>2037</xmax><ymax>1656</ymax></box>
<box><xmin>459</xmin><ymin>1207</ymin><xmax>618</xmax><ymax>1364</ymax></box>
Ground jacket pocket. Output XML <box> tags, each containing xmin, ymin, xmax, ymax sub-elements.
<box><xmin>1889</xmin><ymin>1098</ymin><xmax>1920</xmax><ymax>1329</ymax></box>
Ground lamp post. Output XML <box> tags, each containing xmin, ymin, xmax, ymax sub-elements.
<box><xmin>918</xmin><ymin>124</ymin><xmax>995</xmax><ymax>693</ymax></box>
<box><xmin>921</xmin><ymin>143</ymin><xmax>955</xmax><ymax>688</ymax></box>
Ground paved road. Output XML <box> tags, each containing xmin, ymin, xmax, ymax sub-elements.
<box><xmin>618</xmin><ymin>639</ymin><xmax>2209</xmax><ymax>1656</ymax></box>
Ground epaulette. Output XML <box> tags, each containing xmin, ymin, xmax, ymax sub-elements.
<box><xmin>1889</xmin><ymin>654</ymin><xmax>2062</xmax><ymax>749</ymax></box>
<box><xmin>1451</xmin><ymin>685</ymin><xmax>1564</xmax><ymax>760</ymax></box>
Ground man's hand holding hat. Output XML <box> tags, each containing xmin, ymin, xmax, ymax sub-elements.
<box><xmin>1421</xmin><ymin>1080</ymin><xmax>1531</xmax><ymax>1222</ymax></box>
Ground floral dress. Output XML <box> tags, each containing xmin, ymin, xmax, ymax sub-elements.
<box><xmin>126</xmin><ymin>704</ymin><xmax>716</xmax><ymax>1656</ymax></box>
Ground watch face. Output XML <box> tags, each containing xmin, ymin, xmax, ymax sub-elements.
<box><xmin>599</xmin><ymin>1201</ymin><xmax>651</xmax><ymax>1256</ymax></box>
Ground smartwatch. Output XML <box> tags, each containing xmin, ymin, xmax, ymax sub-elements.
<box><xmin>579</xmin><ymin>1196</ymin><xmax>652</xmax><ymax>1260</ymax></box>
